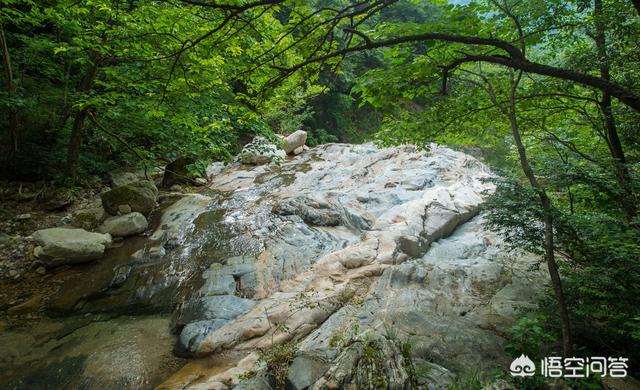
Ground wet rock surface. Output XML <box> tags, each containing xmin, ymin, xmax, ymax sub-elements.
<box><xmin>1</xmin><ymin>143</ymin><xmax>546</xmax><ymax>389</ymax></box>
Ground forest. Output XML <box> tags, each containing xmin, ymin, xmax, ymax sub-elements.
<box><xmin>0</xmin><ymin>0</ymin><xmax>639</xmax><ymax>389</ymax></box>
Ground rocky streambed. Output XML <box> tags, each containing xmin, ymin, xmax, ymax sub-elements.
<box><xmin>0</xmin><ymin>143</ymin><xmax>546</xmax><ymax>389</ymax></box>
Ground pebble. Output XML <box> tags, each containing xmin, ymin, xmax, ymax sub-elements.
<box><xmin>9</xmin><ymin>270</ymin><xmax>17</xmax><ymax>277</ymax></box>
<box><xmin>36</xmin><ymin>266</ymin><xmax>46</xmax><ymax>275</ymax></box>
<box><xmin>15</xmin><ymin>213</ymin><xmax>31</xmax><ymax>220</ymax></box>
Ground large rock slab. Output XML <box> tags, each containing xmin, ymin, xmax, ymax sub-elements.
<box><xmin>101</xmin><ymin>180</ymin><xmax>158</xmax><ymax>216</ymax></box>
<box><xmin>32</xmin><ymin>227</ymin><xmax>112</xmax><ymax>267</ymax></box>
<box><xmin>157</xmin><ymin>144</ymin><xmax>547</xmax><ymax>389</ymax></box>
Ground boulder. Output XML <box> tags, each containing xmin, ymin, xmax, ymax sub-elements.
<box><xmin>283</xmin><ymin>130</ymin><xmax>307</xmax><ymax>154</ymax></box>
<box><xmin>101</xmin><ymin>180</ymin><xmax>158</xmax><ymax>216</ymax></box>
<box><xmin>109</xmin><ymin>171</ymin><xmax>142</xmax><ymax>187</ymax></box>
<box><xmin>177</xmin><ymin>295</ymin><xmax>256</xmax><ymax>354</ymax></box>
<box><xmin>162</xmin><ymin>156</ymin><xmax>196</xmax><ymax>188</ymax></box>
<box><xmin>71</xmin><ymin>207</ymin><xmax>106</xmax><ymax>230</ymax></box>
<box><xmin>237</xmin><ymin>136</ymin><xmax>286</xmax><ymax>165</ymax></box>
<box><xmin>42</xmin><ymin>190</ymin><xmax>73</xmax><ymax>211</ymax></box>
<box><xmin>98</xmin><ymin>212</ymin><xmax>148</xmax><ymax>238</ymax></box>
<box><xmin>32</xmin><ymin>227</ymin><xmax>112</xmax><ymax>267</ymax></box>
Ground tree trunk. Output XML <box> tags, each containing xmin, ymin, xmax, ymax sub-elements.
<box><xmin>507</xmin><ymin>71</ymin><xmax>574</xmax><ymax>357</ymax></box>
<box><xmin>594</xmin><ymin>0</ymin><xmax>637</xmax><ymax>221</ymax></box>
<box><xmin>66</xmin><ymin>53</ymin><xmax>100</xmax><ymax>181</ymax></box>
<box><xmin>0</xmin><ymin>24</ymin><xmax>18</xmax><ymax>155</ymax></box>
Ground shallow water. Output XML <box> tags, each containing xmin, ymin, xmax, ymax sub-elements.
<box><xmin>0</xmin><ymin>314</ymin><xmax>184</xmax><ymax>389</ymax></box>
<box><xmin>0</xmin><ymin>194</ymin><xmax>254</xmax><ymax>389</ymax></box>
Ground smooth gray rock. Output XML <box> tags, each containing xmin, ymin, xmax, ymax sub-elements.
<box><xmin>179</xmin><ymin>319</ymin><xmax>229</xmax><ymax>354</ymax></box>
<box><xmin>177</xmin><ymin>295</ymin><xmax>255</xmax><ymax>353</ymax></box>
<box><xmin>98</xmin><ymin>212</ymin><xmax>148</xmax><ymax>238</ymax></box>
<box><xmin>286</xmin><ymin>355</ymin><xmax>329</xmax><ymax>390</ymax></box>
<box><xmin>32</xmin><ymin>227</ymin><xmax>112</xmax><ymax>267</ymax></box>
<box><xmin>284</xmin><ymin>130</ymin><xmax>307</xmax><ymax>154</ymax></box>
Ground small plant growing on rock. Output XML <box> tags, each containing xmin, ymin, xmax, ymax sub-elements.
<box><xmin>258</xmin><ymin>341</ymin><xmax>296</xmax><ymax>390</ymax></box>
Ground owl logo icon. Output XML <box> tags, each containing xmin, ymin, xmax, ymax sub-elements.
<box><xmin>510</xmin><ymin>354</ymin><xmax>536</xmax><ymax>377</ymax></box>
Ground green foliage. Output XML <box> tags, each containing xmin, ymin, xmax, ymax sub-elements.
<box><xmin>258</xmin><ymin>341</ymin><xmax>296</xmax><ymax>390</ymax></box>
<box><xmin>447</xmin><ymin>369</ymin><xmax>484</xmax><ymax>390</ymax></box>
<box><xmin>506</xmin><ymin>316</ymin><xmax>557</xmax><ymax>360</ymax></box>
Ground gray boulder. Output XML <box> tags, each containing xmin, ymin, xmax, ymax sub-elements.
<box><xmin>32</xmin><ymin>227</ymin><xmax>112</xmax><ymax>267</ymax></box>
<box><xmin>101</xmin><ymin>180</ymin><xmax>158</xmax><ymax>216</ymax></box>
<box><xmin>98</xmin><ymin>212</ymin><xmax>148</xmax><ymax>238</ymax></box>
<box><xmin>71</xmin><ymin>207</ymin><xmax>106</xmax><ymax>230</ymax></box>
<box><xmin>177</xmin><ymin>295</ymin><xmax>256</xmax><ymax>354</ymax></box>
<box><xmin>161</xmin><ymin>156</ymin><xmax>196</xmax><ymax>188</ymax></box>
<box><xmin>238</xmin><ymin>136</ymin><xmax>286</xmax><ymax>165</ymax></box>
<box><xmin>286</xmin><ymin>355</ymin><xmax>330</xmax><ymax>390</ymax></box>
<box><xmin>284</xmin><ymin>130</ymin><xmax>307</xmax><ymax>154</ymax></box>
<box><xmin>109</xmin><ymin>171</ymin><xmax>143</xmax><ymax>187</ymax></box>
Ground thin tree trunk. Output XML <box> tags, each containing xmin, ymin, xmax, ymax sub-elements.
<box><xmin>594</xmin><ymin>0</ymin><xmax>637</xmax><ymax>221</ymax></box>
<box><xmin>66</xmin><ymin>53</ymin><xmax>100</xmax><ymax>180</ymax></box>
<box><xmin>507</xmin><ymin>71</ymin><xmax>574</xmax><ymax>357</ymax></box>
<box><xmin>0</xmin><ymin>24</ymin><xmax>18</xmax><ymax>155</ymax></box>
<box><xmin>59</xmin><ymin>61</ymin><xmax>72</xmax><ymax>130</ymax></box>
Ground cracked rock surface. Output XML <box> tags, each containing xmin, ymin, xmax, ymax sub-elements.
<box><xmin>156</xmin><ymin>143</ymin><xmax>546</xmax><ymax>389</ymax></box>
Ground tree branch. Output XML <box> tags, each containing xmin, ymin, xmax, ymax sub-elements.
<box><xmin>278</xmin><ymin>34</ymin><xmax>640</xmax><ymax>112</ymax></box>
